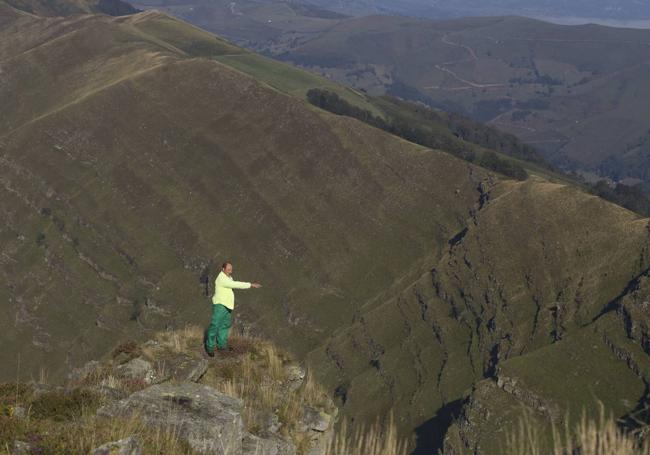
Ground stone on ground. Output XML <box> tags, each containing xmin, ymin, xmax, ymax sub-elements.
<box><xmin>97</xmin><ymin>382</ymin><xmax>244</xmax><ymax>454</ymax></box>
<box><xmin>92</xmin><ymin>436</ymin><xmax>141</xmax><ymax>455</ymax></box>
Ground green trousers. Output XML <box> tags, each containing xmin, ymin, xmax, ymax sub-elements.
<box><xmin>205</xmin><ymin>304</ymin><xmax>232</xmax><ymax>353</ymax></box>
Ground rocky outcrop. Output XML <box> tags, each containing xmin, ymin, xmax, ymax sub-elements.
<box><xmin>299</xmin><ymin>405</ymin><xmax>337</xmax><ymax>455</ymax></box>
<box><xmin>165</xmin><ymin>354</ymin><xmax>209</xmax><ymax>383</ymax></box>
<box><xmin>284</xmin><ymin>364</ymin><xmax>306</xmax><ymax>392</ymax></box>
<box><xmin>115</xmin><ymin>358</ymin><xmax>156</xmax><ymax>384</ymax></box>
<box><xmin>242</xmin><ymin>433</ymin><xmax>296</xmax><ymax>455</ymax></box>
<box><xmin>98</xmin><ymin>382</ymin><xmax>246</xmax><ymax>454</ymax></box>
<box><xmin>92</xmin><ymin>436</ymin><xmax>141</xmax><ymax>455</ymax></box>
<box><xmin>495</xmin><ymin>375</ymin><xmax>560</xmax><ymax>421</ymax></box>
<box><xmin>5</xmin><ymin>328</ymin><xmax>336</xmax><ymax>454</ymax></box>
<box><xmin>617</xmin><ymin>272</ymin><xmax>650</xmax><ymax>356</ymax></box>
<box><xmin>300</xmin><ymin>405</ymin><xmax>333</xmax><ymax>433</ymax></box>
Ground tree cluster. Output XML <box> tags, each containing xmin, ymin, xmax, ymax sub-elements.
<box><xmin>307</xmin><ymin>89</ymin><xmax>529</xmax><ymax>181</ymax></box>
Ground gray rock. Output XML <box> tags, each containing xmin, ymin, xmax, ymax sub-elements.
<box><xmin>298</xmin><ymin>406</ymin><xmax>337</xmax><ymax>455</ymax></box>
<box><xmin>12</xmin><ymin>440</ymin><xmax>31</xmax><ymax>454</ymax></box>
<box><xmin>92</xmin><ymin>436</ymin><xmax>141</xmax><ymax>455</ymax></box>
<box><xmin>305</xmin><ymin>432</ymin><xmax>334</xmax><ymax>455</ymax></box>
<box><xmin>97</xmin><ymin>382</ymin><xmax>244</xmax><ymax>454</ymax></box>
<box><xmin>284</xmin><ymin>365</ymin><xmax>305</xmax><ymax>391</ymax></box>
<box><xmin>300</xmin><ymin>406</ymin><xmax>332</xmax><ymax>433</ymax></box>
<box><xmin>166</xmin><ymin>354</ymin><xmax>209</xmax><ymax>382</ymax></box>
<box><xmin>263</xmin><ymin>411</ymin><xmax>281</xmax><ymax>434</ymax></box>
<box><xmin>242</xmin><ymin>433</ymin><xmax>296</xmax><ymax>455</ymax></box>
<box><xmin>115</xmin><ymin>358</ymin><xmax>155</xmax><ymax>384</ymax></box>
<box><xmin>10</xmin><ymin>406</ymin><xmax>26</xmax><ymax>419</ymax></box>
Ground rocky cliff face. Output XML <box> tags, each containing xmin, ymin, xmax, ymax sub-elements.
<box><xmin>308</xmin><ymin>175</ymin><xmax>650</xmax><ymax>446</ymax></box>
<box><xmin>442</xmin><ymin>268</ymin><xmax>650</xmax><ymax>453</ymax></box>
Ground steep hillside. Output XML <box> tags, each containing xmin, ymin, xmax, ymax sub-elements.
<box><xmin>1</xmin><ymin>2</ymin><xmax>649</xmax><ymax>453</ymax></box>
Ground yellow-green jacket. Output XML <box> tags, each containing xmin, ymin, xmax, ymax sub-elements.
<box><xmin>212</xmin><ymin>271</ymin><xmax>251</xmax><ymax>310</ymax></box>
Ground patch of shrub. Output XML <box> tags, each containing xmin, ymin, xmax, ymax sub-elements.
<box><xmin>30</xmin><ymin>388</ymin><xmax>101</xmax><ymax>421</ymax></box>
<box><xmin>0</xmin><ymin>415</ymin><xmax>28</xmax><ymax>448</ymax></box>
<box><xmin>591</xmin><ymin>181</ymin><xmax>650</xmax><ymax>217</ymax></box>
<box><xmin>0</xmin><ymin>383</ymin><xmax>31</xmax><ymax>406</ymax></box>
<box><xmin>111</xmin><ymin>340</ymin><xmax>141</xmax><ymax>361</ymax></box>
<box><xmin>307</xmin><ymin>89</ymin><xmax>529</xmax><ymax>180</ymax></box>
<box><xmin>477</xmin><ymin>151</ymin><xmax>528</xmax><ymax>181</ymax></box>
<box><xmin>36</xmin><ymin>232</ymin><xmax>47</xmax><ymax>247</ymax></box>
<box><xmin>307</xmin><ymin>89</ymin><xmax>388</xmax><ymax>130</ymax></box>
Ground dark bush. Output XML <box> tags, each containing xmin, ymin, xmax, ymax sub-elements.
<box><xmin>477</xmin><ymin>151</ymin><xmax>528</xmax><ymax>181</ymax></box>
<box><xmin>0</xmin><ymin>383</ymin><xmax>31</xmax><ymax>407</ymax></box>
<box><xmin>307</xmin><ymin>89</ymin><xmax>528</xmax><ymax>180</ymax></box>
<box><xmin>30</xmin><ymin>388</ymin><xmax>101</xmax><ymax>421</ymax></box>
<box><xmin>111</xmin><ymin>340</ymin><xmax>141</xmax><ymax>360</ymax></box>
<box><xmin>36</xmin><ymin>232</ymin><xmax>47</xmax><ymax>247</ymax></box>
<box><xmin>591</xmin><ymin>181</ymin><xmax>650</xmax><ymax>217</ymax></box>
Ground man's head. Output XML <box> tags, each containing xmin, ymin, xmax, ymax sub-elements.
<box><xmin>222</xmin><ymin>261</ymin><xmax>233</xmax><ymax>277</ymax></box>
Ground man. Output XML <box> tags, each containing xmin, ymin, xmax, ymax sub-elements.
<box><xmin>204</xmin><ymin>261</ymin><xmax>261</xmax><ymax>357</ymax></box>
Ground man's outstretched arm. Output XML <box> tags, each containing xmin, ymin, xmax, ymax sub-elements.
<box><xmin>220</xmin><ymin>278</ymin><xmax>262</xmax><ymax>289</ymax></box>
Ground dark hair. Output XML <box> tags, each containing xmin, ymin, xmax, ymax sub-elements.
<box><xmin>222</xmin><ymin>261</ymin><xmax>232</xmax><ymax>270</ymax></box>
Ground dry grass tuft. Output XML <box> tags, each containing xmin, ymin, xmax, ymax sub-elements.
<box><xmin>326</xmin><ymin>413</ymin><xmax>408</xmax><ymax>455</ymax></box>
<box><xmin>0</xmin><ymin>411</ymin><xmax>195</xmax><ymax>454</ymax></box>
<box><xmin>196</xmin><ymin>329</ymin><xmax>334</xmax><ymax>447</ymax></box>
<box><xmin>153</xmin><ymin>325</ymin><xmax>204</xmax><ymax>355</ymax></box>
<box><xmin>505</xmin><ymin>404</ymin><xmax>650</xmax><ymax>455</ymax></box>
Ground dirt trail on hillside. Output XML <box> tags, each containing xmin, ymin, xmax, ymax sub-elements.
<box><xmin>425</xmin><ymin>34</ymin><xmax>507</xmax><ymax>91</ymax></box>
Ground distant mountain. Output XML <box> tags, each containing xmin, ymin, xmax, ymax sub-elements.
<box><xmin>304</xmin><ymin>0</ymin><xmax>650</xmax><ymax>21</ymax></box>
<box><xmin>132</xmin><ymin>1</ymin><xmax>650</xmax><ymax>189</ymax></box>
<box><xmin>2</xmin><ymin>1</ymin><xmax>649</xmax><ymax>453</ymax></box>
<box><xmin>265</xmin><ymin>14</ymin><xmax>650</xmax><ymax>186</ymax></box>
<box><xmin>275</xmin><ymin>14</ymin><xmax>650</xmax><ymax>174</ymax></box>
<box><xmin>128</xmin><ymin>0</ymin><xmax>347</xmax><ymax>50</ymax></box>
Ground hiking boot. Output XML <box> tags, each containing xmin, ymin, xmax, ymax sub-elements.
<box><xmin>204</xmin><ymin>345</ymin><xmax>215</xmax><ymax>357</ymax></box>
